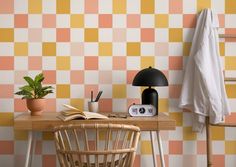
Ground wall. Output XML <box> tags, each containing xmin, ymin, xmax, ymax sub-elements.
<box><xmin>0</xmin><ymin>0</ymin><xmax>236</xmax><ymax>166</ymax></box>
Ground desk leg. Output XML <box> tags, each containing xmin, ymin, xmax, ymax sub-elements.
<box><xmin>25</xmin><ymin>131</ymin><xmax>33</xmax><ymax>167</ymax></box>
<box><xmin>156</xmin><ymin>131</ymin><xmax>165</xmax><ymax>167</ymax></box>
<box><xmin>150</xmin><ymin>131</ymin><xmax>157</xmax><ymax>167</ymax></box>
<box><xmin>29</xmin><ymin>132</ymin><xmax>36</xmax><ymax>167</ymax></box>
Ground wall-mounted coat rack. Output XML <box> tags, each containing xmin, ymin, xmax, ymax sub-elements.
<box><xmin>219</xmin><ymin>34</ymin><xmax>236</xmax><ymax>38</ymax></box>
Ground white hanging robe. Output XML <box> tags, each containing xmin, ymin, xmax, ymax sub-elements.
<box><xmin>179</xmin><ymin>9</ymin><xmax>231</xmax><ymax>132</ymax></box>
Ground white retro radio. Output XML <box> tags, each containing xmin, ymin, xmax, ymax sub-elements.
<box><xmin>128</xmin><ymin>104</ymin><xmax>156</xmax><ymax>117</ymax></box>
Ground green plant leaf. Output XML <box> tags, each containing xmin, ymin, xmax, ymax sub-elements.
<box><xmin>34</xmin><ymin>73</ymin><xmax>44</xmax><ymax>83</ymax></box>
<box><xmin>23</xmin><ymin>76</ymin><xmax>35</xmax><ymax>88</ymax></box>
<box><xmin>19</xmin><ymin>85</ymin><xmax>33</xmax><ymax>92</ymax></box>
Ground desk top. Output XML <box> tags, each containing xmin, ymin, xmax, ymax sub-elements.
<box><xmin>14</xmin><ymin>112</ymin><xmax>176</xmax><ymax>131</ymax></box>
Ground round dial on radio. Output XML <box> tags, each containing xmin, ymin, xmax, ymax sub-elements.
<box><xmin>139</xmin><ymin>107</ymin><xmax>145</xmax><ymax>114</ymax></box>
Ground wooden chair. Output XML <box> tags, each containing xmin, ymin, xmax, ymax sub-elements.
<box><xmin>54</xmin><ymin>124</ymin><xmax>140</xmax><ymax>167</ymax></box>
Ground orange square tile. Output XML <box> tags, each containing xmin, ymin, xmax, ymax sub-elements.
<box><xmin>169</xmin><ymin>141</ymin><xmax>183</xmax><ymax>154</ymax></box>
<box><xmin>70</xmin><ymin>71</ymin><xmax>84</xmax><ymax>84</ymax></box>
<box><xmin>169</xmin><ymin>85</ymin><xmax>181</xmax><ymax>98</ymax></box>
<box><xmin>141</xmin><ymin>28</ymin><xmax>154</xmax><ymax>42</ymax></box>
<box><xmin>42</xmin><ymin>70</ymin><xmax>56</xmax><ymax>84</ymax></box>
<box><xmin>99</xmin><ymin>14</ymin><xmax>112</xmax><ymax>28</ymax></box>
<box><xmin>43</xmin><ymin>155</ymin><xmax>56</xmax><ymax>167</ymax></box>
<box><xmin>85</xmin><ymin>85</ymin><xmax>98</xmax><ymax>98</ymax></box>
<box><xmin>85</xmin><ymin>0</ymin><xmax>98</xmax><ymax>13</ymax></box>
<box><xmin>169</xmin><ymin>0</ymin><xmax>183</xmax><ymax>13</ymax></box>
<box><xmin>45</xmin><ymin>99</ymin><xmax>56</xmax><ymax>112</ymax></box>
<box><xmin>127</xmin><ymin>14</ymin><xmax>140</xmax><ymax>28</ymax></box>
<box><xmin>197</xmin><ymin>141</ymin><xmax>206</xmax><ymax>154</ymax></box>
<box><xmin>0</xmin><ymin>57</ymin><xmax>14</xmax><ymax>70</ymax></box>
<box><xmin>127</xmin><ymin>70</ymin><xmax>138</xmax><ymax>84</ymax></box>
<box><xmin>133</xmin><ymin>155</ymin><xmax>140</xmax><ymax>167</ymax></box>
<box><xmin>35</xmin><ymin>141</ymin><xmax>42</xmax><ymax>154</ymax></box>
<box><xmin>85</xmin><ymin>57</ymin><xmax>98</xmax><ymax>70</ymax></box>
<box><xmin>0</xmin><ymin>85</ymin><xmax>14</xmax><ymax>98</ymax></box>
<box><xmin>218</xmin><ymin>14</ymin><xmax>225</xmax><ymax>28</ymax></box>
<box><xmin>28</xmin><ymin>57</ymin><xmax>42</xmax><ymax>70</ymax></box>
<box><xmin>225</xmin><ymin>113</ymin><xmax>236</xmax><ymax>124</ymax></box>
<box><xmin>225</xmin><ymin>29</ymin><xmax>236</xmax><ymax>42</ymax></box>
<box><xmin>183</xmin><ymin>14</ymin><xmax>197</xmax><ymax>28</ymax></box>
<box><xmin>169</xmin><ymin>56</ymin><xmax>183</xmax><ymax>70</ymax></box>
<box><xmin>14</xmin><ymin>99</ymin><xmax>28</xmax><ymax>112</ymax></box>
<box><xmin>212</xmin><ymin>155</ymin><xmax>225</xmax><ymax>167</ymax></box>
<box><xmin>0</xmin><ymin>0</ymin><xmax>13</xmax><ymax>13</ymax></box>
<box><xmin>113</xmin><ymin>57</ymin><xmax>126</xmax><ymax>70</ymax></box>
<box><xmin>56</xmin><ymin>28</ymin><xmax>70</xmax><ymax>42</ymax></box>
<box><xmin>0</xmin><ymin>141</ymin><xmax>14</xmax><ymax>154</ymax></box>
<box><xmin>43</xmin><ymin>14</ymin><xmax>56</xmax><ymax>28</ymax></box>
<box><xmin>99</xmin><ymin>99</ymin><xmax>112</xmax><ymax>113</ymax></box>
<box><xmin>14</xmin><ymin>14</ymin><xmax>28</xmax><ymax>28</ymax></box>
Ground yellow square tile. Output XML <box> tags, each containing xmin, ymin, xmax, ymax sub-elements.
<box><xmin>225</xmin><ymin>56</ymin><xmax>236</xmax><ymax>70</ymax></box>
<box><xmin>225</xmin><ymin>141</ymin><xmax>236</xmax><ymax>154</ymax></box>
<box><xmin>56</xmin><ymin>84</ymin><xmax>70</xmax><ymax>98</ymax></box>
<box><xmin>0</xmin><ymin>28</ymin><xmax>14</xmax><ymax>42</ymax></box>
<box><xmin>113</xmin><ymin>84</ymin><xmax>126</xmax><ymax>98</ymax></box>
<box><xmin>99</xmin><ymin>43</ymin><xmax>112</xmax><ymax>56</ymax></box>
<box><xmin>225</xmin><ymin>0</ymin><xmax>236</xmax><ymax>14</ymax></box>
<box><xmin>113</xmin><ymin>0</ymin><xmax>126</xmax><ymax>14</ymax></box>
<box><xmin>29</xmin><ymin>0</ymin><xmax>42</xmax><ymax>13</ymax></box>
<box><xmin>141</xmin><ymin>140</ymin><xmax>152</xmax><ymax>154</ymax></box>
<box><xmin>169</xmin><ymin>112</ymin><xmax>183</xmax><ymax>126</ymax></box>
<box><xmin>183</xmin><ymin>127</ymin><xmax>197</xmax><ymax>140</ymax></box>
<box><xmin>14</xmin><ymin>43</ymin><xmax>28</xmax><ymax>56</ymax></box>
<box><xmin>57</xmin><ymin>0</ymin><xmax>70</xmax><ymax>14</ymax></box>
<box><xmin>183</xmin><ymin>42</ymin><xmax>191</xmax><ymax>56</ymax></box>
<box><xmin>141</xmin><ymin>57</ymin><xmax>154</xmax><ymax>69</ymax></box>
<box><xmin>14</xmin><ymin>130</ymin><xmax>28</xmax><ymax>140</ymax></box>
<box><xmin>141</xmin><ymin>0</ymin><xmax>154</xmax><ymax>14</ymax></box>
<box><xmin>159</xmin><ymin>98</ymin><xmax>168</xmax><ymax>113</ymax></box>
<box><xmin>219</xmin><ymin>42</ymin><xmax>225</xmax><ymax>56</ymax></box>
<box><xmin>0</xmin><ymin>113</ymin><xmax>13</xmax><ymax>126</ymax></box>
<box><xmin>70</xmin><ymin>99</ymin><xmax>84</xmax><ymax>111</ymax></box>
<box><xmin>226</xmin><ymin>84</ymin><xmax>236</xmax><ymax>98</ymax></box>
<box><xmin>155</xmin><ymin>14</ymin><xmax>168</xmax><ymax>28</ymax></box>
<box><xmin>42</xmin><ymin>42</ymin><xmax>56</xmax><ymax>56</ymax></box>
<box><xmin>211</xmin><ymin>126</ymin><xmax>225</xmax><ymax>140</ymax></box>
<box><xmin>71</xmin><ymin>14</ymin><xmax>84</xmax><ymax>28</ymax></box>
<box><xmin>197</xmin><ymin>0</ymin><xmax>211</xmax><ymax>12</ymax></box>
<box><xmin>169</xmin><ymin>28</ymin><xmax>183</xmax><ymax>42</ymax></box>
<box><xmin>42</xmin><ymin>132</ymin><xmax>54</xmax><ymax>140</ymax></box>
<box><xmin>127</xmin><ymin>43</ymin><xmax>140</xmax><ymax>56</ymax></box>
<box><xmin>56</xmin><ymin>56</ymin><xmax>70</xmax><ymax>70</ymax></box>
<box><xmin>84</xmin><ymin>29</ymin><xmax>98</xmax><ymax>42</ymax></box>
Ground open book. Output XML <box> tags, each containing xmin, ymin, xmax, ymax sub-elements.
<box><xmin>57</xmin><ymin>104</ymin><xmax>108</xmax><ymax>121</ymax></box>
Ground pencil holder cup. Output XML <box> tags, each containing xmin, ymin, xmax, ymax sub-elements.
<box><xmin>88</xmin><ymin>101</ymin><xmax>99</xmax><ymax>112</ymax></box>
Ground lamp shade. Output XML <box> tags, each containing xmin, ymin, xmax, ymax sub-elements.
<box><xmin>132</xmin><ymin>67</ymin><xmax>168</xmax><ymax>87</ymax></box>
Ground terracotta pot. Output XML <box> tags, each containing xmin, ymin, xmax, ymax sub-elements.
<box><xmin>26</xmin><ymin>99</ymin><xmax>46</xmax><ymax>116</ymax></box>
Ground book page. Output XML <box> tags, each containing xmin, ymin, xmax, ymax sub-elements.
<box><xmin>83</xmin><ymin>112</ymin><xmax>108</xmax><ymax>119</ymax></box>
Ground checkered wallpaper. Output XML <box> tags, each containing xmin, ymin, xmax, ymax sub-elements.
<box><xmin>0</xmin><ymin>0</ymin><xmax>236</xmax><ymax>166</ymax></box>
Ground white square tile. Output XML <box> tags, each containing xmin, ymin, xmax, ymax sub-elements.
<box><xmin>155</xmin><ymin>0</ymin><xmax>168</xmax><ymax>14</ymax></box>
<box><xmin>0</xmin><ymin>15</ymin><xmax>14</xmax><ymax>28</ymax></box>
<box><xmin>42</xmin><ymin>57</ymin><xmax>56</xmax><ymax>70</ymax></box>
<box><xmin>141</xmin><ymin>43</ymin><xmax>155</xmax><ymax>56</ymax></box>
<box><xmin>225</xmin><ymin>127</ymin><xmax>236</xmax><ymax>140</ymax></box>
<box><xmin>0</xmin><ymin>99</ymin><xmax>14</xmax><ymax>112</ymax></box>
<box><xmin>126</xmin><ymin>57</ymin><xmax>140</xmax><ymax>70</ymax></box>
<box><xmin>169</xmin><ymin>99</ymin><xmax>182</xmax><ymax>112</ymax></box>
<box><xmin>14</xmin><ymin>0</ymin><xmax>28</xmax><ymax>14</ymax></box>
<box><xmin>70</xmin><ymin>29</ymin><xmax>84</xmax><ymax>42</ymax></box>
<box><xmin>225</xmin><ymin>155</ymin><xmax>236</xmax><ymax>167</ymax></box>
<box><xmin>84</xmin><ymin>71</ymin><xmax>99</xmax><ymax>84</ymax></box>
<box><xmin>141</xmin><ymin>155</ymin><xmax>154</xmax><ymax>167</ymax></box>
<box><xmin>56</xmin><ymin>14</ymin><xmax>70</xmax><ymax>28</ymax></box>
<box><xmin>169</xmin><ymin>155</ymin><xmax>183</xmax><ymax>167</ymax></box>
<box><xmin>70</xmin><ymin>85</ymin><xmax>84</xmax><ymax>98</ymax></box>
<box><xmin>56</xmin><ymin>71</ymin><xmax>70</xmax><ymax>84</ymax></box>
<box><xmin>156</xmin><ymin>87</ymin><xmax>169</xmax><ymax>98</ymax></box>
<box><xmin>155</xmin><ymin>56</ymin><xmax>168</xmax><ymax>70</ymax></box>
<box><xmin>42</xmin><ymin>141</ymin><xmax>56</xmax><ymax>154</ymax></box>
<box><xmin>211</xmin><ymin>0</ymin><xmax>225</xmax><ymax>14</ymax></box>
<box><xmin>113</xmin><ymin>15</ymin><xmax>126</xmax><ymax>28</ymax></box>
<box><xmin>14</xmin><ymin>57</ymin><xmax>28</xmax><ymax>70</ymax></box>
<box><xmin>14</xmin><ymin>141</ymin><xmax>28</xmax><ymax>154</ymax></box>
<box><xmin>112</xmin><ymin>43</ymin><xmax>126</xmax><ymax>56</ymax></box>
<box><xmin>169</xmin><ymin>127</ymin><xmax>183</xmax><ymax>140</ymax></box>
<box><xmin>183</xmin><ymin>0</ymin><xmax>197</xmax><ymax>14</ymax></box>
<box><xmin>155</xmin><ymin>29</ymin><xmax>168</xmax><ymax>42</ymax></box>
<box><xmin>70</xmin><ymin>56</ymin><xmax>84</xmax><ymax>70</ymax></box>
<box><xmin>98</xmin><ymin>0</ymin><xmax>112</xmax><ymax>13</ymax></box>
<box><xmin>183</xmin><ymin>112</ymin><xmax>193</xmax><ymax>126</ymax></box>
<box><xmin>126</xmin><ymin>85</ymin><xmax>140</xmax><ymax>98</ymax></box>
<box><xmin>112</xmin><ymin>99</ymin><xmax>127</xmax><ymax>112</ymax></box>
<box><xmin>98</xmin><ymin>84</ymin><xmax>112</xmax><ymax>98</ymax></box>
<box><xmin>0</xmin><ymin>71</ymin><xmax>14</xmax><ymax>84</ymax></box>
<box><xmin>141</xmin><ymin>14</ymin><xmax>154</xmax><ymax>28</ymax></box>
<box><xmin>56</xmin><ymin>99</ymin><xmax>70</xmax><ymax>111</ymax></box>
<box><xmin>56</xmin><ymin>43</ymin><xmax>70</xmax><ymax>56</ymax></box>
<box><xmin>168</xmin><ymin>71</ymin><xmax>183</xmax><ymax>84</ymax></box>
<box><xmin>112</xmin><ymin>71</ymin><xmax>126</xmax><ymax>84</ymax></box>
<box><xmin>14</xmin><ymin>29</ymin><xmax>28</xmax><ymax>42</ymax></box>
<box><xmin>42</xmin><ymin>28</ymin><xmax>56</xmax><ymax>42</ymax></box>
<box><xmin>225</xmin><ymin>42</ymin><xmax>236</xmax><ymax>56</ymax></box>
<box><xmin>212</xmin><ymin>141</ymin><xmax>225</xmax><ymax>154</ymax></box>
<box><xmin>197</xmin><ymin>155</ymin><xmax>207</xmax><ymax>167</ymax></box>
<box><xmin>98</xmin><ymin>57</ymin><xmax>112</xmax><ymax>70</ymax></box>
<box><xmin>183</xmin><ymin>28</ymin><xmax>194</xmax><ymax>42</ymax></box>
<box><xmin>225</xmin><ymin>15</ymin><xmax>236</xmax><ymax>28</ymax></box>
<box><xmin>28</xmin><ymin>43</ymin><xmax>42</xmax><ymax>56</ymax></box>
<box><xmin>84</xmin><ymin>43</ymin><xmax>98</xmax><ymax>56</ymax></box>
<box><xmin>126</xmin><ymin>28</ymin><xmax>140</xmax><ymax>42</ymax></box>
<box><xmin>127</xmin><ymin>0</ymin><xmax>140</xmax><ymax>14</ymax></box>
<box><xmin>84</xmin><ymin>15</ymin><xmax>98</xmax><ymax>28</ymax></box>
<box><xmin>42</xmin><ymin>0</ymin><xmax>56</xmax><ymax>14</ymax></box>
<box><xmin>0</xmin><ymin>155</ymin><xmax>14</xmax><ymax>167</ymax></box>
<box><xmin>0</xmin><ymin>127</ymin><xmax>13</xmax><ymax>140</ymax></box>
<box><xmin>183</xmin><ymin>141</ymin><xmax>197</xmax><ymax>154</ymax></box>
<box><xmin>169</xmin><ymin>43</ymin><xmax>183</xmax><ymax>56</ymax></box>
<box><xmin>0</xmin><ymin>43</ymin><xmax>14</xmax><ymax>56</ymax></box>
<box><xmin>99</xmin><ymin>29</ymin><xmax>112</xmax><ymax>42</ymax></box>
<box><xmin>71</xmin><ymin>0</ymin><xmax>84</xmax><ymax>13</ymax></box>
<box><xmin>169</xmin><ymin>14</ymin><xmax>183</xmax><ymax>28</ymax></box>
<box><xmin>28</xmin><ymin>14</ymin><xmax>42</xmax><ymax>28</ymax></box>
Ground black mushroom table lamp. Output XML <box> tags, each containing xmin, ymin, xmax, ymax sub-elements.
<box><xmin>132</xmin><ymin>66</ymin><xmax>168</xmax><ymax>115</ymax></box>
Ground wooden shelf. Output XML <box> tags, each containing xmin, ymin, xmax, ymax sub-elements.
<box><xmin>224</xmin><ymin>77</ymin><xmax>236</xmax><ymax>82</ymax></box>
<box><xmin>219</xmin><ymin>34</ymin><xmax>236</xmax><ymax>38</ymax></box>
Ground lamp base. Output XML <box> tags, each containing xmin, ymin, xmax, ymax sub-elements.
<box><xmin>141</xmin><ymin>87</ymin><xmax>158</xmax><ymax>115</ymax></box>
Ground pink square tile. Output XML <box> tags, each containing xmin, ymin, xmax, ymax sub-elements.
<box><xmin>169</xmin><ymin>141</ymin><xmax>183</xmax><ymax>154</ymax></box>
<box><xmin>45</xmin><ymin>99</ymin><xmax>56</xmax><ymax>112</ymax></box>
<box><xmin>169</xmin><ymin>85</ymin><xmax>181</xmax><ymax>98</ymax></box>
<box><xmin>113</xmin><ymin>29</ymin><xmax>126</xmax><ymax>42</ymax></box>
<box><xmin>127</xmin><ymin>14</ymin><xmax>140</xmax><ymax>28</ymax></box>
<box><xmin>127</xmin><ymin>70</ymin><xmax>138</xmax><ymax>84</ymax></box>
<box><xmin>197</xmin><ymin>141</ymin><xmax>206</xmax><ymax>154</ymax></box>
<box><xmin>127</xmin><ymin>99</ymin><xmax>140</xmax><ymax>107</ymax></box>
<box><xmin>183</xmin><ymin>14</ymin><xmax>197</xmax><ymax>28</ymax></box>
<box><xmin>183</xmin><ymin>155</ymin><xmax>196</xmax><ymax>167</ymax></box>
<box><xmin>85</xmin><ymin>0</ymin><xmax>98</xmax><ymax>13</ymax></box>
<box><xmin>70</xmin><ymin>71</ymin><xmax>84</xmax><ymax>84</ymax></box>
<box><xmin>218</xmin><ymin>14</ymin><xmax>225</xmax><ymax>28</ymax></box>
<box><xmin>35</xmin><ymin>140</ymin><xmax>42</xmax><ymax>154</ymax></box>
<box><xmin>225</xmin><ymin>113</ymin><xmax>236</xmax><ymax>124</ymax></box>
<box><xmin>56</xmin><ymin>28</ymin><xmax>70</xmax><ymax>42</ymax></box>
<box><xmin>133</xmin><ymin>155</ymin><xmax>140</xmax><ymax>167</ymax></box>
<box><xmin>85</xmin><ymin>85</ymin><xmax>98</xmax><ymax>98</ymax></box>
<box><xmin>14</xmin><ymin>14</ymin><xmax>28</xmax><ymax>28</ymax></box>
<box><xmin>28</xmin><ymin>56</ymin><xmax>42</xmax><ymax>70</ymax></box>
<box><xmin>155</xmin><ymin>43</ymin><xmax>169</xmax><ymax>56</ymax></box>
<box><xmin>0</xmin><ymin>85</ymin><xmax>14</xmax><ymax>98</ymax></box>
<box><xmin>0</xmin><ymin>141</ymin><xmax>14</xmax><ymax>154</ymax></box>
<box><xmin>43</xmin><ymin>14</ymin><xmax>56</xmax><ymax>28</ymax></box>
<box><xmin>0</xmin><ymin>57</ymin><xmax>14</xmax><ymax>70</ymax></box>
<box><xmin>28</xmin><ymin>29</ymin><xmax>42</xmax><ymax>42</ymax></box>
<box><xmin>42</xmin><ymin>70</ymin><xmax>56</xmax><ymax>84</ymax></box>
<box><xmin>99</xmin><ymin>14</ymin><xmax>112</xmax><ymax>28</ymax></box>
<box><xmin>14</xmin><ymin>71</ymin><xmax>28</xmax><ymax>84</ymax></box>
<box><xmin>99</xmin><ymin>99</ymin><xmax>112</xmax><ymax>113</ymax></box>
<box><xmin>85</xmin><ymin>56</ymin><xmax>98</xmax><ymax>70</ymax></box>
<box><xmin>212</xmin><ymin>155</ymin><xmax>225</xmax><ymax>167</ymax></box>
<box><xmin>70</xmin><ymin>42</ymin><xmax>84</xmax><ymax>56</ymax></box>
<box><xmin>113</xmin><ymin>57</ymin><xmax>126</xmax><ymax>70</ymax></box>
<box><xmin>99</xmin><ymin>71</ymin><xmax>112</xmax><ymax>84</ymax></box>
<box><xmin>225</xmin><ymin>29</ymin><xmax>236</xmax><ymax>42</ymax></box>
<box><xmin>169</xmin><ymin>0</ymin><xmax>183</xmax><ymax>14</ymax></box>
<box><xmin>14</xmin><ymin>99</ymin><xmax>28</xmax><ymax>112</ymax></box>
<box><xmin>43</xmin><ymin>155</ymin><xmax>56</xmax><ymax>167</ymax></box>
<box><xmin>141</xmin><ymin>28</ymin><xmax>154</xmax><ymax>42</ymax></box>
<box><xmin>169</xmin><ymin>56</ymin><xmax>183</xmax><ymax>70</ymax></box>
<box><xmin>0</xmin><ymin>0</ymin><xmax>13</xmax><ymax>14</ymax></box>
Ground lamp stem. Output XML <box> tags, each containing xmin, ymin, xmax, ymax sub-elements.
<box><xmin>141</xmin><ymin>87</ymin><xmax>158</xmax><ymax>115</ymax></box>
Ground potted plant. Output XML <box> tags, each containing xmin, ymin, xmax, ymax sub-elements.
<box><xmin>15</xmin><ymin>73</ymin><xmax>53</xmax><ymax>116</ymax></box>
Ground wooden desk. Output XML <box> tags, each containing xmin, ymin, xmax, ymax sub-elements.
<box><xmin>14</xmin><ymin>112</ymin><xmax>175</xmax><ymax>167</ymax></box>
